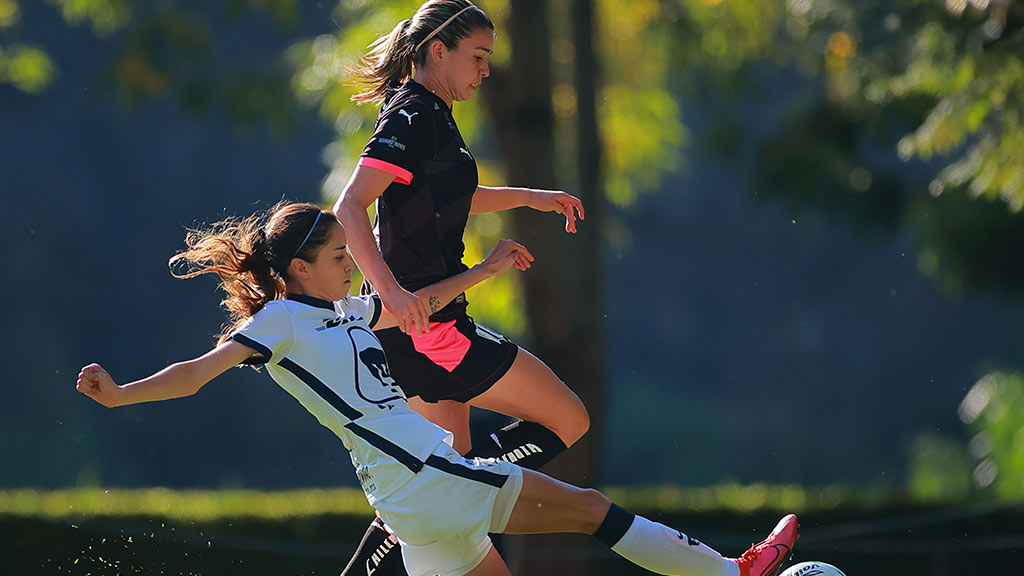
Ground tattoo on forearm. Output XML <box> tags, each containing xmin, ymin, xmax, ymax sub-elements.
<box><xmin>429</xmin><ymin>296</ymin><xmax>441</xmax><ymax>313</ymax></box>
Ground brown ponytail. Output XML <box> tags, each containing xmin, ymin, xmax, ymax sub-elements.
<box><xmin>350</xmin><ymin>0</ymin><xmax>493</xmax><ymax>105</ymax></box>
<box><xmin>169</xmin><ymin>201</ymin><xmax>334</xmax><ymax>343</ymax></box>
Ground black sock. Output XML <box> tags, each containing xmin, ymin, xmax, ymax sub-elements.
<box><xmin>464</xmin><ymin>419</ymin><xmax>567</xmax><ymax>469</ymax></box>
<box><xmin>592</xmin><ymin>504</ymin><xmax>636</xmax><ymax>547</ymax></box>
<box><xmin>340</xmin><ymin>517</ymin><xmax>407</xmax><ymax>576</ymax></box>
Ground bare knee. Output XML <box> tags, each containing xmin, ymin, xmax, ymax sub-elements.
<box><xmin>557</xmin><ymin>398</ymin><xmax>590</xmax><ymax>448</ymax></box>
<box><xmin>507</xmin><ymin>471</ymin><xmax>613</xmax><ymax>535</ymax></box>
<box><xmin>576</xmin><ymin>488</ymin><xmax>613</xmax><ymax>534</ymax></box>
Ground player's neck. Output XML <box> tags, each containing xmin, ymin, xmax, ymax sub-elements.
<box><xmin>412</xmin><ymin>72</ymin><xmax>453</xmax><ymax>109</ymax></box>
<box><xmin>284</xmin><ymin>281</ymin><xmax>335</xmax><ymax>304</ymax></box>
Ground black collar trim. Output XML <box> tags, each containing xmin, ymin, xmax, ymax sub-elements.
<box><xmin>286</xmin><ymin>293</ymin><xmax>335</xmax><ymax>311</ymax></box>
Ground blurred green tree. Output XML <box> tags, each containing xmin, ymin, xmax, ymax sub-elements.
<box><xmin>907</xmin><ymin>432</ymin><xmax>973</xmax><ymax>502</ymax></box>
<box><xmin>958</xmin><ymin>371</ymin><xmax>1024</xmax><ymax>499</ymax></box>
<box><xmin>801</xmin><ymin>0</ymin><xmax>1024</xmax><ymax>211</ymax></box>
<box><xmin>0</xmin><ymin>0</ymin><xmax>58</xmax><ymax>93</ymax></box>
<box><xmin>1</xmin><ymin>0</ymin><xmax>307</xmax><ymax>130</ymax></box>
<box><xmin>760</xmin><ymin>0</ymin><xmax>1024</xmax><ymax>295</ymax></box>
<box><xmin>715</xmin><ymin>1</ymin><xmax>1024</xmax><ymax>501</ymax></box>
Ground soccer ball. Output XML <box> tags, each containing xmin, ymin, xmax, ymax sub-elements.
<box><xmin>779</xmin><ymin>561</ymin><xmax>847</xmax><ymax>576</ymax></box>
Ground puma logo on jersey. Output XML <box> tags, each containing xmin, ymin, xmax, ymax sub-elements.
<box><xmin>398</xmin><ymin>108</ymin><xmax>418</xmax><ymax>124</ymax></box>
<box><xmin>459</xmin><ymin>147</ymin><xmax>472</xmax><ymax>158</ymax></box>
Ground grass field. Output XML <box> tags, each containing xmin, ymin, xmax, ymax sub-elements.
<box><xmin>3</xmin><ymin>486</ymin><xmax>1021</xmax><ymax>575</ymax></box>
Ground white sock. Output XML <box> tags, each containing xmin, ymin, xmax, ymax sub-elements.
<box><xmin>611</xmin><ymin>515</ymin><xmax>740</xmax><ymax>576</ymax></box>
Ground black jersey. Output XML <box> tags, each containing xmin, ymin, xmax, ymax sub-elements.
<box><xmin>358</xmin><ymin>81</ymin><xmax>478</xmax><ymax>320</ymax></box>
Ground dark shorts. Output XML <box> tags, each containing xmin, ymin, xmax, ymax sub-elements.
<box><xmin>376</xmin><ymin>314</ymin><xmax>518</xmax><ymax>403</ymax></box>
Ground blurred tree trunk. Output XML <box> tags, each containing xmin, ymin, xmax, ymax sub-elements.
<box><xmin>482</xmin><ymin>0</ymin><xmax>605</xmax><ymax>573</ymax></box>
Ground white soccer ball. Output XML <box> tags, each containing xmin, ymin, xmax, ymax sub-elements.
<box><xmin>779</xmin><ymin>561</ymin><xmax>847</xmax><ymax>576</ymax></box>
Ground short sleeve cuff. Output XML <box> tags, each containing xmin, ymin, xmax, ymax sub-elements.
<box><xmin>367</xmin><ymin>295</ymin><xmax>382</xmax><ymax>328</ymax></box>
<box><xmin>359</xmin><ymin>157</ymin><xmax>413</xmax><ymax>185</ymax></box>
<box><xmin>231</xmin><ymin>333</ymin><xmax>273</xmax><ymax>365</ymax></box>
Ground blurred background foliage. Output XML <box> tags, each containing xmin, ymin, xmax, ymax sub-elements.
<box><xmin>3</xmin><ymin>0</ymin><xmax>1023</xmax><ymax>504</ymax></box>
<box><xmin>958</xmin><ymin>371</ymin><xmax>1024</xmax><ymax>498</ymax></box>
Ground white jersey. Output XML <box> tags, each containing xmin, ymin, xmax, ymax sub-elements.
<box><xmin>231</xmin><ymin>294</ymin><xmax>452</xmax><ymax>504</ymax></box>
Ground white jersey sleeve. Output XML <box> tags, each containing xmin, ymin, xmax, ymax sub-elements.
<box><xmin>229</xmin><ymin>303</ymin><xmax>295</xmax><ymax>364</ymax></box>
<box><xmin>336</xmin><ymin>295</ymin><xmax>383</xmax><ymax>329</ymax></box>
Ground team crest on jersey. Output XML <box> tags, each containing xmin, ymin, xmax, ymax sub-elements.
<box><xmin>347</xmin><ymin>325</ymin><xmax>405</xmax><ymax>406</ymax></box>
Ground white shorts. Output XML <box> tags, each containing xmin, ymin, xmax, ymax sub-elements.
<box><xmin>373</xmin><ymin>442</ymin><xmax>524</xmax><ymax>576</ymax></box>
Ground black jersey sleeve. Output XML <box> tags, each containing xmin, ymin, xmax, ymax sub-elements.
<box><xmin>359</xmin><ymin>100</ymin><xmax>434</xmax><ymax>185</ymax></box>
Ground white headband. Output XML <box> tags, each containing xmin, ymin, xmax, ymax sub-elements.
<box><xmin>413</xmin><ymin>5</ymin><xmax>476</xmax><ymax>53</ymax></box>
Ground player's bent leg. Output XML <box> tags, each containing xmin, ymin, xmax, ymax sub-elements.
<box><xmin>467</xmin><ymin>349</ymin><xmax>589</xmax><ymax>467</ymax></box>
<box><xmin>471</xmin><ymin>348</ymin><xmax>589</xmax><ymax>446</ymax></box>
<box><xmin>502</xmin><ymin>470</ymin><xmax>799</xmax><ymax>576</ymax></box>
<box><xmin>463</xmin><ymin>546</ymin><xmax>512</xmax><ymax>576</ymax></box>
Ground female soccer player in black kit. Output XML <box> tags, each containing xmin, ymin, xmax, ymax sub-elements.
<box><xmin>334</xmin><ymin>2</ymin><xmax>591</xmax><ymax>573</ymax></box>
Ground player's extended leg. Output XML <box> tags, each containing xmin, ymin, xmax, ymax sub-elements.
<box><xmin>466</xmin><ymin>348</ymin><xmax>590</xmax><ymax>468</ymax></box>
<box><xmin>503</xmin><ymin>469</ymin><xmax>799</xmax><ymax>576</ymax></box>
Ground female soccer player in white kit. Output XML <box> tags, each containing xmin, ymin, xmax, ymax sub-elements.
<box><xmin>77</xmin><ymin>202</ymin><xmax>798</xmax><ymax>576</ymax></box>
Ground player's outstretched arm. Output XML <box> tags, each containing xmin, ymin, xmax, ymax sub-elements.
<box><xmin>470</xmin><ymin>186</ymin><xmax>585</xmax><ymax>233</ymax></box>
<box><xmin>373</xmin><ymin>238</ymin><xmax>534</xmax><ymax>332</ymax></box>
<box><xmin>76</xmin><ymin>341</ymin><xmax>257</xmax><ymax>408</ymax></box>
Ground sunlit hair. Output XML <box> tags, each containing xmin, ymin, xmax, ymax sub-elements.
<box><xmin>169</xmin><ymin>201</ymin><xmax>333</xmax><ymax>343</ymax></box>
<box><xmin>350</xmin><ymin>0</ymin><xmax>493</xmax><ymax>105</ymax></box>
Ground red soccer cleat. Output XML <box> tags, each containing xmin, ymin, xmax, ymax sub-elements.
<box><xmin>734</xmin><ymin>514</ymin><xmax>800</xmax><ymax>576</ymax></box>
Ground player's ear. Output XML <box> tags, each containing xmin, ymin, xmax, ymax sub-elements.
<box><xmin>289</xmin><ymin>258</ymin><xmax>311</xmax><ymax>279</ymax></box>
<box><xmin>429</xmin><ymin>39</ymin><xmax>446</xmax><ymax>65</ymax></box>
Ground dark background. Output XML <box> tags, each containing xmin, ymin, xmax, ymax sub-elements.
<box><xmin>2</xmin><ymin>0</ymin><xmax>1022</xmax><ymax>498</ymax></box>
